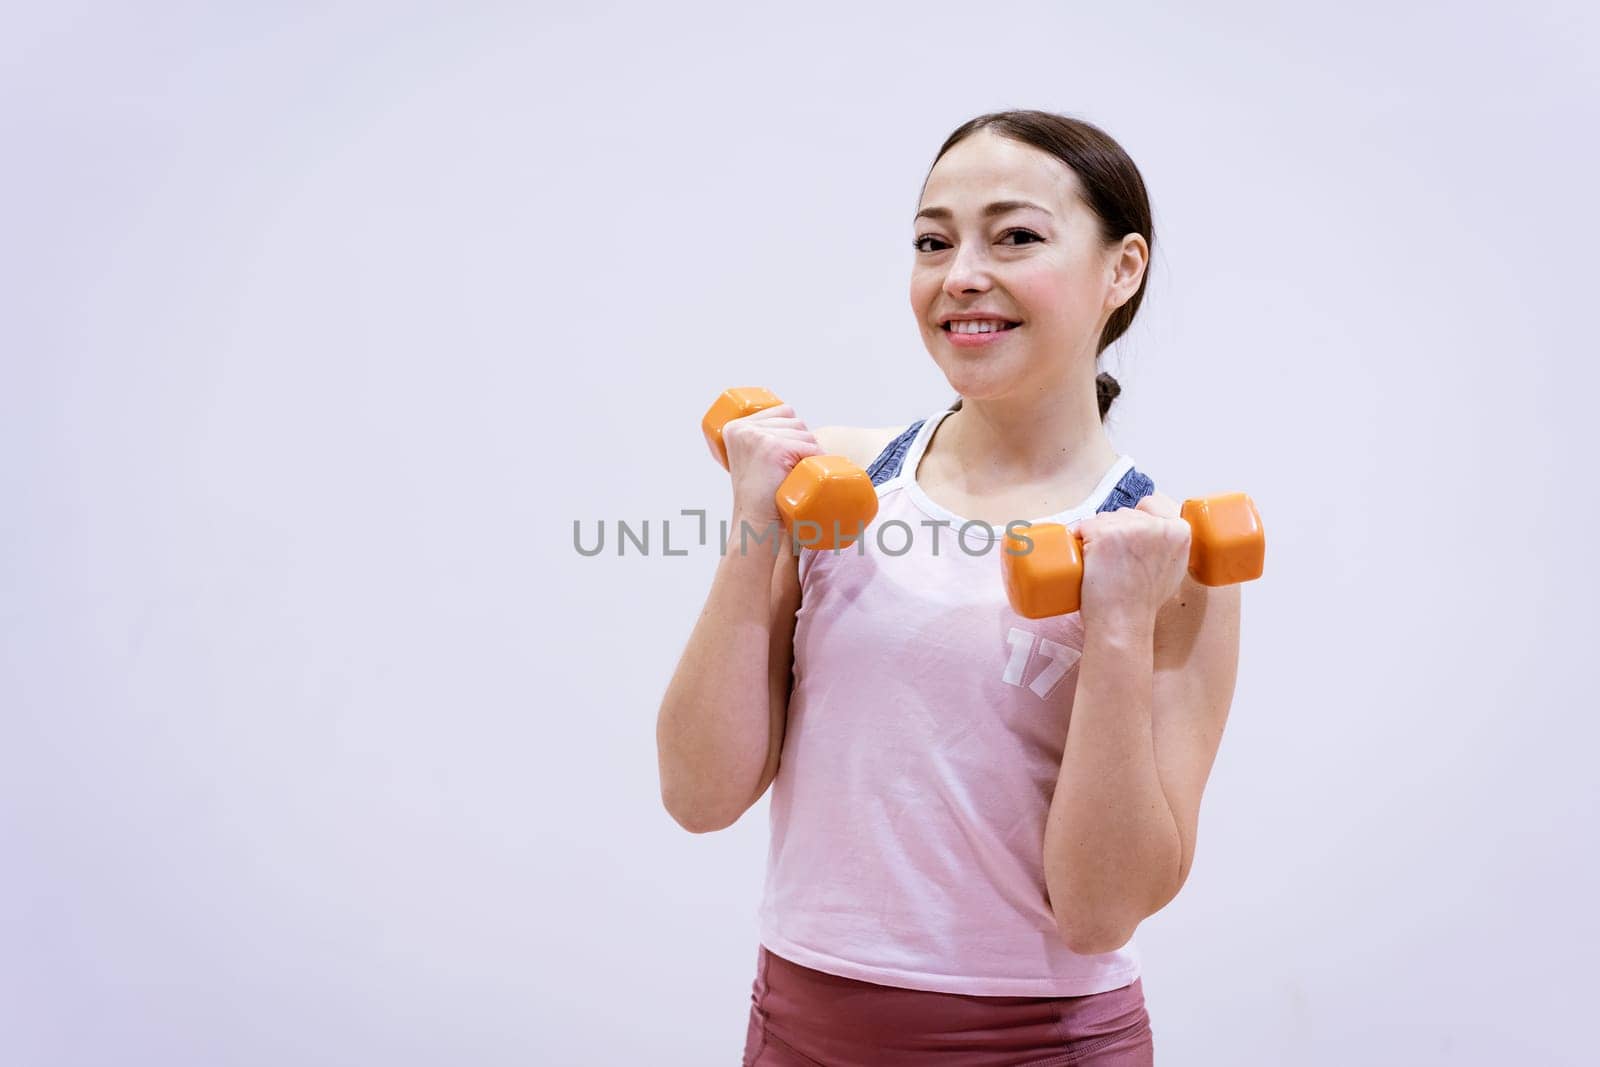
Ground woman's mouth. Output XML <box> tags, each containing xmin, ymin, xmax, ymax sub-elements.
<box><xmin>942</xmin><ymin>321</ymin><xmax>1021</xmax><ymax>347</ymax></box>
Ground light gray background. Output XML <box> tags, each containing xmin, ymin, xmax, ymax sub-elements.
<box><xmin>4</xmin><ymin>2</ymin><xmax>1597</xmax><ymax>1064</ymax></box>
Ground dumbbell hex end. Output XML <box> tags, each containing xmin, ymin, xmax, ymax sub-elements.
<box><xmin>1180</xmin><ymin>493</ymin><xmax>1265</xmax><ymax>586</ymax></box>
<box><xmin>1001</xmin><ymin>523</ymin><xmax>1082</xmax><ymax>620</ymax></box>
<box><xmin>778</xmin><ymin>456</ymin><xmax>880</xmax><ymax>551</ymax></box>
<box><xmin>702</xmin><ymin>386</ymin><xmax>783</xmax><ymax>469</ymax></box>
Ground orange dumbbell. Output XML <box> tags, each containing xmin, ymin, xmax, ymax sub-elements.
<box><xmin>1000</xmin><ymin>493</ymin><xmax>1265</xmax><ymax>619</ymax></box>
<box><xmin>701</xmin><ymin>387</ymin><xmax>879</xmax><ymax>551</ymax></box>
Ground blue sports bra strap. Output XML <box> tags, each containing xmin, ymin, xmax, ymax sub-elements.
<box><xmin>1096</xmin><ymin>467</ymin><xmax>1155</xmax><ymax>513</ymax></box>
<box><xmin>865</xmin><ymin>420</ymin><xmax>924</xmax><ymax>487</ymax></box>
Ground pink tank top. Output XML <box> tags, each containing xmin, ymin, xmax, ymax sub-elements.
<box><xmin>757</xmin><ymin>406</ymin><xmax>1147</xmax><ymax>996</ymax></box>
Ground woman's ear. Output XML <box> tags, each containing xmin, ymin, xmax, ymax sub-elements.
<box><xmin>1108</xmin><ymin>233</ymin><xmax>1149</xmax><ymax>309</ymax></box>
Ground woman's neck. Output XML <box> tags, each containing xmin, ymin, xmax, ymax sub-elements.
<box><xmin>935</xmin><ymin>386</ymin><xmax>1118</xmax><ymax>491</ymax></box>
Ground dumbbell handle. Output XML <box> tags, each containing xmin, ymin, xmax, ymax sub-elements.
<box><xmin>1001</xmin><ymin>492</ymin><xmax>1265</xmax><ymax>619</ymax></box>
<box><xmin>701</xmin><ymin>387</ymin><xmax>878</xmax><ymax>551</ymax></box>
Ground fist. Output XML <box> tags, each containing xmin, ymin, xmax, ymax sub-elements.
<box><xmin>1073</xmin><ymin>490</ymin><xmax>1191</xmax><ymax>631</ymax></box>
<box><xmin>719</xmin><ymin>404</ymin><xmax>825</xmax><ymax>524</ymax></box>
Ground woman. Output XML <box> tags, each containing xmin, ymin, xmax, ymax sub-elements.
<box><xmin>657</xmin><ymin>110</ymin><xmax>1242</xmax><ymax>1065</ymax></box>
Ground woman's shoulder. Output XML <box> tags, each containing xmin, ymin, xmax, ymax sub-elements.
<box><xmin>813</xmin><ymin>424</ymin><xmax>910</xmax><ymax>470</ymax></box>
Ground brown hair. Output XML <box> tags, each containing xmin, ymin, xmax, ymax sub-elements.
<box><xmin>925</xmin><ymin>110</ymin><xmax>1154</xmax><ymax>422</ymax></box>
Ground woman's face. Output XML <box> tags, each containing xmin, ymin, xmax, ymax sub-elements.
<box><xmin>909</xmin><ymin>129</ymin><xmax>1139</xmax><ymax>402</ymax></box>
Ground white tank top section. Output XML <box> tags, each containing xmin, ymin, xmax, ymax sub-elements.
<box><xmin>757</xmin><ymin>408</ymin><xmax>1145</xmax><ymax>996</ymax></box>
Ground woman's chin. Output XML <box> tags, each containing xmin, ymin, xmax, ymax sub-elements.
<box><xmin>932</xmin><ymin>356</ymin><xmax>1023</xmax><ymax>400</ymax></box>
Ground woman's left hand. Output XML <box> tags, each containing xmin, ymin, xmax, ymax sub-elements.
<box><xmin>1074</xmin><ymin>491</ymin><xmax>1191</xmax><ymax>635</ymax></box>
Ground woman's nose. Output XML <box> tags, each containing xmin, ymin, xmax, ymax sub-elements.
<box><xmin>942</xmin><ymin>244</ymin><xmax>992</xmax><ymax>296</ymax></box>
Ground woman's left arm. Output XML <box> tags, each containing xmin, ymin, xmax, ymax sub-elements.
<box><xmin>1041</xmin><ymin>491</ymin><xmax>1242</xmax><ymax>955</ymax></box>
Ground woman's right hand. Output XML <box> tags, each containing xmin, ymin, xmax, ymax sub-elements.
<box><xmin>719</xmin><ymin>403</ymin><xmax>825</xmax><ymax>527</ymax></box>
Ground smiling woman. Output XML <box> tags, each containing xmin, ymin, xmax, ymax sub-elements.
<box><xmin>657</xmin><ymin>109</ymin><xmax>1239</xmax><ymax>1066</ymax></box>
<box><xmin>909</xmin><ymin>115</ymin><xmax>1152</xmax><ymax>438</ymax></box>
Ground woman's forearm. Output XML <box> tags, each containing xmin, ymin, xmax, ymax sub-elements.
<box><xmin>1042</xmin><ymin>616</ymin><xmax>1182</xmax><ymax>953</ymax></box>
<box><xmin>656</xmin><ymin>513</ymin><xmax>790</xmax><ymax>832</ymax></box>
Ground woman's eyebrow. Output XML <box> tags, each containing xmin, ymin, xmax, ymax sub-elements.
<box><xmin>913</xmin><ymin>199</ymin><xmax>1052</xmax><ymax>222</ymax></box>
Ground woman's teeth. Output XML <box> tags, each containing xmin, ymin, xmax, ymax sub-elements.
<box><xmin>945</xmin><ymin>320</ymin><xmax>1018</xmax><ymax>334</ymax></box>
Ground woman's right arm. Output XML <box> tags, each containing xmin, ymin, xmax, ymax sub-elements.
<box><xmin>655</xmin><ymin>518</ymin><xmax>802</xmax><ymax>834</ymax></box>
<box><xmin>655</xmin><ymin>404</ymin><xmax>823</xmax><ymax>834</ymax></box>
<box><xmin>655</xmin><ymin>419</ymin><xmax>890</xmax><ymax>834</ymax></box>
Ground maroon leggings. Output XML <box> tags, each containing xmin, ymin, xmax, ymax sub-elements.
<box><xmin>742</xmin><ymin>945</ymin><xmax>1154</xmax><ymax>1066</ymax></box>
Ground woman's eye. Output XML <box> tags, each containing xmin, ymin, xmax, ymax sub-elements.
<box><xmin>912</xmin><ymin>230</ymin><xmax>1041</xmax><ymax>253</ymax></box>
